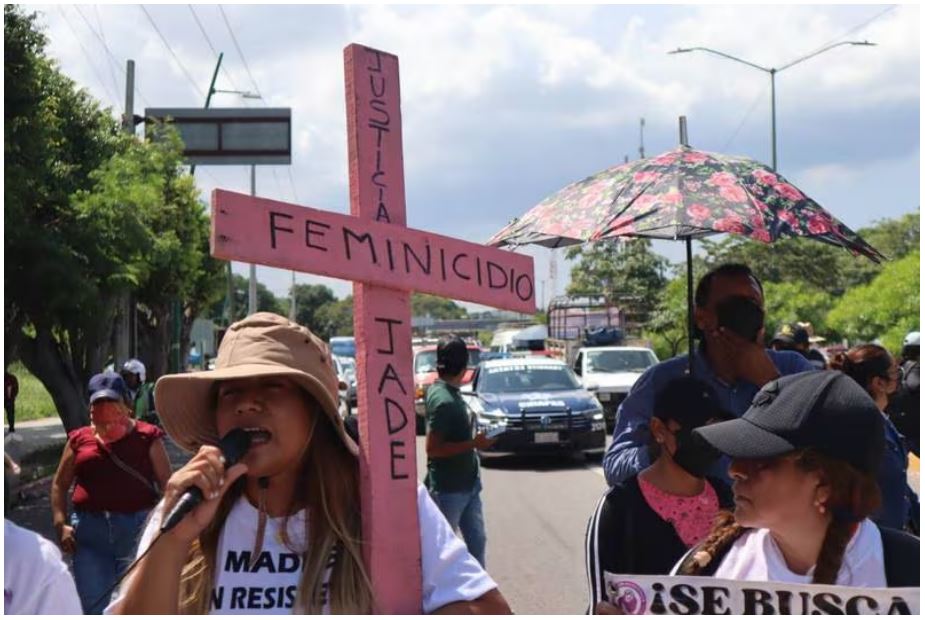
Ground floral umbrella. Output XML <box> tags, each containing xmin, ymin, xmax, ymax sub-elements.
<box><xmin>489</xmin><ymin>143</ymin><xmax>884</xmax><ymax>364</ymax></box>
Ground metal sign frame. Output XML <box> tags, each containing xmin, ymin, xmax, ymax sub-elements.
<box><xmin>144</xmin><ymin>107</ymin><xmax>292</xmax><ymax>165</ymax></box>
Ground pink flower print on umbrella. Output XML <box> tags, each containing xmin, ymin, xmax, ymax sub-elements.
<box><xmin>752</xmin><ymin>168</ymin><xmax>778</xmax><ymax>185</ymax></box>
<box><xmin>652</xmin><ymin>151</ymin><xmax>680</xmax><ymax>166</ymax></box>
<box><xmin>688</xmin><ymin>203</ymin><xmax>711</xmax><ymax>223</ymax></box>
<box><xmin>683</xmin><ymin>151</ymin><xmax>710</xmax><ymax>164</ymax></box>
<box><xmin>631</xmin><ymin>193</ymin><xmax>658</xmax><ymax>211</ymax></box>
<box><xmin>660</xmin><ymin>189</ymin><xmax>684</xmax><ymax>205</ymax></box>
<box><xmin>707</xmin><ymin>171</ymin><xmax>738</xmax><ymax>187</ymax></box>
<box><xmin>719</xmin><ymin>184</ymin><xmax>748</xmax><ymax>202</ymax></box>
<box><xmin>774</xmin><ymin>182</ymin><xmax>804</xmax><ymax>202</ymax></box>
<box><xmin>778</xmin><ymin>209</ymin><xmax>800</xmax><ymax>230</ymax></box>
<box><xmin>633</xmin><ymin>171</ymin><xmax>660</xmax><ymax>185</ymax></box>
<box><xmin>714</xmin><ymin>216</ymin><xmax>747</xmax><ymax>234</ymax></box>
<box><xmin>577</xmin><ymin>179</ymin><xmax>609</xmax><ymax>210</ymax></box>
<box><xmin>683</xmin><ymin>179</ymin><xmax>703</xmax><ymax>192</ymax></box>
<box><xmin>609</xmin><ymin>216</ymin><xmax>636</xmax><ymax>234</ymax></box>
<box><xmin>751</xmin><ymin>228</ymin><xmax>772</xmax><ymax>243</ymax></box>
<box><xmin>807</xmin><ymin>214</ymin><xmax>832</xmax><ymax>235</ymax></box>
<box><xmin>748</xmin><ymin>209</ymin><xmax>767</xmax><ymax>230</ymax></box>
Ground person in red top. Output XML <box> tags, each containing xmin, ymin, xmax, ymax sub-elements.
<box><xmin>50</xmin><ymin>371</ymin><xmax>171</xmax><ymax>614</ymax></box>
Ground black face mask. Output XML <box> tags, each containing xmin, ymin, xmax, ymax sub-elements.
<box><xmin>716</xmin><ymin>295</ymin><xmax>765</xmax><ymax>343</ymax></box>
<box><xmin>671</xmin><ymin>427</ymin><xmax>722</xmax><ymax>478</ymax></box>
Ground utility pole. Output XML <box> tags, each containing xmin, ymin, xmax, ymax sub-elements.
<box><xmin>174</xmin><ymin>53</ymin><xmax>225</xmax><ymax>372</ymax></box>
<box><xmin>638</xmin><ymin>117</ymin><xmax>646</xmax><ymax>159</ymax></box>
<box><xmin>113</xmin><ymin>59</ymin><xmax>136</xmax><ymax>371</ymax></box>
<box><xmin>248</xmin><ymin>164</ymin><xmax>257</xmax><ymax>314</ymax></box>
<box><xmin>200</xmin><ymin>54</ymin><xmax>237</xmax><ymax>329</ymax></box>
<box><xmin>289</xmin><ymin>271</ymin><xmax>297</xmax><ymax>321</ymax></box>
<box><xmin>668</xmin><ymin>41</ymin><xmax>874</xmax><ymax>171</ymax></box>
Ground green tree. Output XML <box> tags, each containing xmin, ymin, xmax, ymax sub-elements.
<box><xmin>209</xmin><ymin>274</ymin><xmax>284</xmax><ymax>324</ymax></box>
<box><xmin>566</xmin><ymin>238</ymin><xmax>668</xmax><ymax>329</ymax></box>
<box><xmin>827</xmin><ymin>251</ymin><xmax>920</xmax><ymax>353</ymax></box>
<box><xmin>411</xmin><ymin>293</ymin><xmax>468</xmax><ymax>320</ymax></box>
<box><xmin>761</xmin><ymin>281</ymin><xmax>833</xmax><ymax>342</ymax></box>
<box><xmin>5</xmin><ymin>6</ymin><xmax>122</xmax><ymax>429</ymax></box>
<box><xmin>642</xmin><ymin>276</ymin><xmax>690</xmax><ymax>360</ymax></box>
<box><xmin>78</xmin><ymin>126</ymin><xmax>226</xmax><ymax>379</ymax></box>
<box><xmin>700</xmin><ymin>211</ymin><xmax>920</xmax><ymax>297</ymax></box>
<box><xmin>5</xmin><ymin>6</ymin><xmax>226</xmax><ymax>427</ymax></box>
<box><xmin>290</xmin><ymin>283</ymin><xmax>336</xmax><ymax>331</ymax></box>
<box><xmin>314</xmin><ymin>297</ymin><xmax>354</xmax><ymax>340</ymax></box>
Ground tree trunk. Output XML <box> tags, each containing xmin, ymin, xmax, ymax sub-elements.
<box><xmin>137</xmin><ymin>303</ymin><xmax>170</xmax><ymax>381</ymax></box>
<box><xmin>17</xmin><ymin>327</ymin><xmax>88</xmax><ymax>431</ymax></box>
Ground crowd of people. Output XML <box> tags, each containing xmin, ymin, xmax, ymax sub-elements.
<box><xmin>3</xmin><ymin>261</ymin><xmax>920</xmax><ymax>615</ymax></box>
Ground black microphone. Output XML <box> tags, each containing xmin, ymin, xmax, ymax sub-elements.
<box><xmin>160</xmin><ymin>428</ymin><xmax>252</xmax><ymax>533</ymax></box>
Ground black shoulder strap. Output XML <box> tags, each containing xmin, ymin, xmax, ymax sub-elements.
<box><xmin>878</xmin><ymin>525</ymin><xmax>920</xmax><ymax>587</ymax></box>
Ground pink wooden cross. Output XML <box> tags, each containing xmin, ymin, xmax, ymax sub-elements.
<box><xmin>211</xmin><ymin>44</ymin><xmax>534</xmax><ymax>613</ymax></box>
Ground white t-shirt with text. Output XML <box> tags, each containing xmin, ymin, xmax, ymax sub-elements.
<box><xmin>107</xmin><ymin>484</ymin><xmax>496</xmax><ymax>614</ymax></box>
<box><xmin>672</xmin><ymin>518</ymin><xmax>887</xmax><ymax>586</ymax></box>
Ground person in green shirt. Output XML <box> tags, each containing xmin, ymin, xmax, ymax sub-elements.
<box><xmin>120</xmin><ymin>359</ymin><xmax>157</xmax><ymax>425</ymax></box>
<box><xmin>425</xmin><ymin>335</ymin><xmax>496</xmax><ymax>567</ymax></box>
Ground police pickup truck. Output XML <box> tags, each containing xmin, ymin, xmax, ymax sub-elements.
<box><xmin>461</xmin><ymin>358</ymin><xmax>606</xmax><ymax>457</ymax></box>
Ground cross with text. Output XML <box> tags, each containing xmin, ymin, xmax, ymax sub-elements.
<box><xmin>211</xmin><ymin>44</ymin><xmax>535</xmax><ymax>612</ymax></box>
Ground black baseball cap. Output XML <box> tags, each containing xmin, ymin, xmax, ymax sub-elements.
<box><xmin>436</xmin><ymin>336</ymin><xmax>468</xmax><ymax>374</ymax></box>
<box><xmin>693</xmin><ymin>371</ymin><xmax>885</xmax><ymax>476</ymax></box>
<box><xmin>653</xmin><ymin>377</ymin><xmax>731</xmax><ymax>429</ymax></box>
<box><xmin>88</xmin><ymin>372</ymin><xmax>129</xmax><ymax>404</ymax></box>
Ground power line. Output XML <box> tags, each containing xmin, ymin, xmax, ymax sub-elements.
<box><xmin>56</xmin><ymin>7</ymin><xmax>121</xmax><ymax>106</ymax></box>
<box><xmin>785</xmin><ymin>5</ymin><xmax>897</xmax><ymax>67</ymax></box>
<box><xmin>286</xmin><ymin>167</ymin><xmax>300</xmax><ymax>203</ymax></box>
<box><xmin>66</xmin><ymin>5</ymin><xmax>151</xmax><ymax>108</ymax></box>
<box><xmin>187</xmin><ymin>4</ymin><xmax>243</xmax><ymax>95</ymax></box>
<box><xmin>215</xmin><ymin>4</ymin><xmax>303</xmax><ymax>205</ymax></box>
<box><xmin>218</xmin><ymin>5</ymin><xmax>262</xmax><ymax>97</ymax></box>
<box><xmin>271</xmin><ymin>168</ymin><xmax>286</xmax><ymax>200</ymax></box>
<box><xmin>214</xmin><ymin>6</ymin><xmax>300</xmax><ymax>205</ymax></box>
<box><xmin>139</xmin><ymin>5</ymin><xmax>206</xmax><ymax>100</ymax></box>
<box><xmin>722</xmin><ymin>83</ymin><xmax>770</xmax><ymax>152</ymax></box>
<box><xmin>91</xmin><ymin>5</ymin><xmax>122</xmax><ymax>100</ymax></box>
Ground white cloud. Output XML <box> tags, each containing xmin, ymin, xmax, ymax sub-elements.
<box><xmin>23</xmin><ymin>3</ymin><xmax>920</xmax><ymax>303</ymax></box>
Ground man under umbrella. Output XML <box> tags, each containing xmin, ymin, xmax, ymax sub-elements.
<box><xmin>488</xmin><ymin>118</ymin><xmax>881</xmax><ymax>487</ymax></box>
<box><xmin>602</xmin><ymin>264</ymin><xmax>815</xmax><ymax>485</ymax></box>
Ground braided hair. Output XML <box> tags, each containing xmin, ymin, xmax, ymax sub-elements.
<box><xmin>677</xmin><ymin>449</ymin><xmax>881</xmax><ymax>584</ymax></box>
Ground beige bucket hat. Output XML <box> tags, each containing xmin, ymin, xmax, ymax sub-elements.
<box><xmin>154</xmin><ymin>312</ymin><xmax>358</xmax><ymax>456</ymax></box>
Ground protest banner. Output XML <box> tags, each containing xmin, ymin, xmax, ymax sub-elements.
<box><xmin>211</xmin><ymin>44</ymin><xmax>535</xmax><ymax>613</ymax></box>
<box><xmin>604</xmin><ymin>572</ymin><xmax>919</xmax><ymax>615</ymax></box>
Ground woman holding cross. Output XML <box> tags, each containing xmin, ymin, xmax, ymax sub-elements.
<box><xmin>107</xmin><ymin>313</ymin><xmax>511</xmax><ymax>614</ymax></box>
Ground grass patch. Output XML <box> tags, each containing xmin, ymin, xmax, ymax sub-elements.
<box><xmin>7</xmin><ymin>361</ymin><xmax>58</xmax><ymax>423</ymax></box>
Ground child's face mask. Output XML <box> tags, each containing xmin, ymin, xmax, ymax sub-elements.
<box><xmin>91</xmin><ymin>400</ymin><xmax>132</xmax><ymax>442</ymax></box>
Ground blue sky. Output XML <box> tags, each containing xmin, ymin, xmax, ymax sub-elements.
<box><xmin>27</xmin><ymin>3</ymin><xmax>920</xmax><ymax>309</ymax></box>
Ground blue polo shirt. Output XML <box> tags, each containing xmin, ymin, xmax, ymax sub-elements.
<box><xmin>602</xmin><ymin>347</ymin><xmax>815</xmax><ymax>486</ymax></box>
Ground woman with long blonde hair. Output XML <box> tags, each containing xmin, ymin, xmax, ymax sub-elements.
<box><xmin>109</xmin><ymin>313</ymin><xmax>510</xmax><ymax>614</ymax></box>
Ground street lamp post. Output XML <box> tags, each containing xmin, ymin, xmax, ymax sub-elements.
<box><xmin>669</xmin><ymin>41</ymin><xmax>875</xmax><ymax>171</ymax></box>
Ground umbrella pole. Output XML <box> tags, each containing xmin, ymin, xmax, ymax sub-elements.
<box><xmin>686</xmin><ymin>237</ymin><xmax>695</xmax><ymax>373</ymax></box>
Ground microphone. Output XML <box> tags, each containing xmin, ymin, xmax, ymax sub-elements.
<box><xmin>160</xmin><ymin>428</ymin><xmax>252</xmax><ymax>533</ymax></box>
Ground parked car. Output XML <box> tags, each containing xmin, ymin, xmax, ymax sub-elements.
<box><xmin>338</xmin><ymin>356</ymin><xmax>358</xmax><ymax>415</ymax></box>
<box><xmin>414</xmin><ymin>344</ymin><xmax>482</xmax><ymax>434</ymax></box>
<box><xmin>329</xmin><ymin>336</ymin><xmax>356</xmax><ymax>359</ymax></box>
<box><xmin>571</xmin><ymin>346</ymin><xmax>658</xmax><ymax>432</ymax></box>
<box><xmin>461</xmin><ymin>358</ymin><xmax>606</xmax><ymax>457</ymax></box>
<box><xmin>331</xmin><ymin>355</ymin><xmax>355</xmax><ymax>418</ymax></box>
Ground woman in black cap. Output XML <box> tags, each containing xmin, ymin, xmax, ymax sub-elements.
<box><xmin>670</xmin><ymin>371</ymin><xmax>918</xmax><ymax>588</ymax></box>
<box><xmin>586</xmin><ymin>377</ymin><xmax>733</xmax><ymax>612</ymax></box>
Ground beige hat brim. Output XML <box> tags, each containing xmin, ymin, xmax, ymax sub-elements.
<box><xmin>154</xmin><ymin>363</ymin><xmax>358</xmax><ymax>457</ymax></box>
